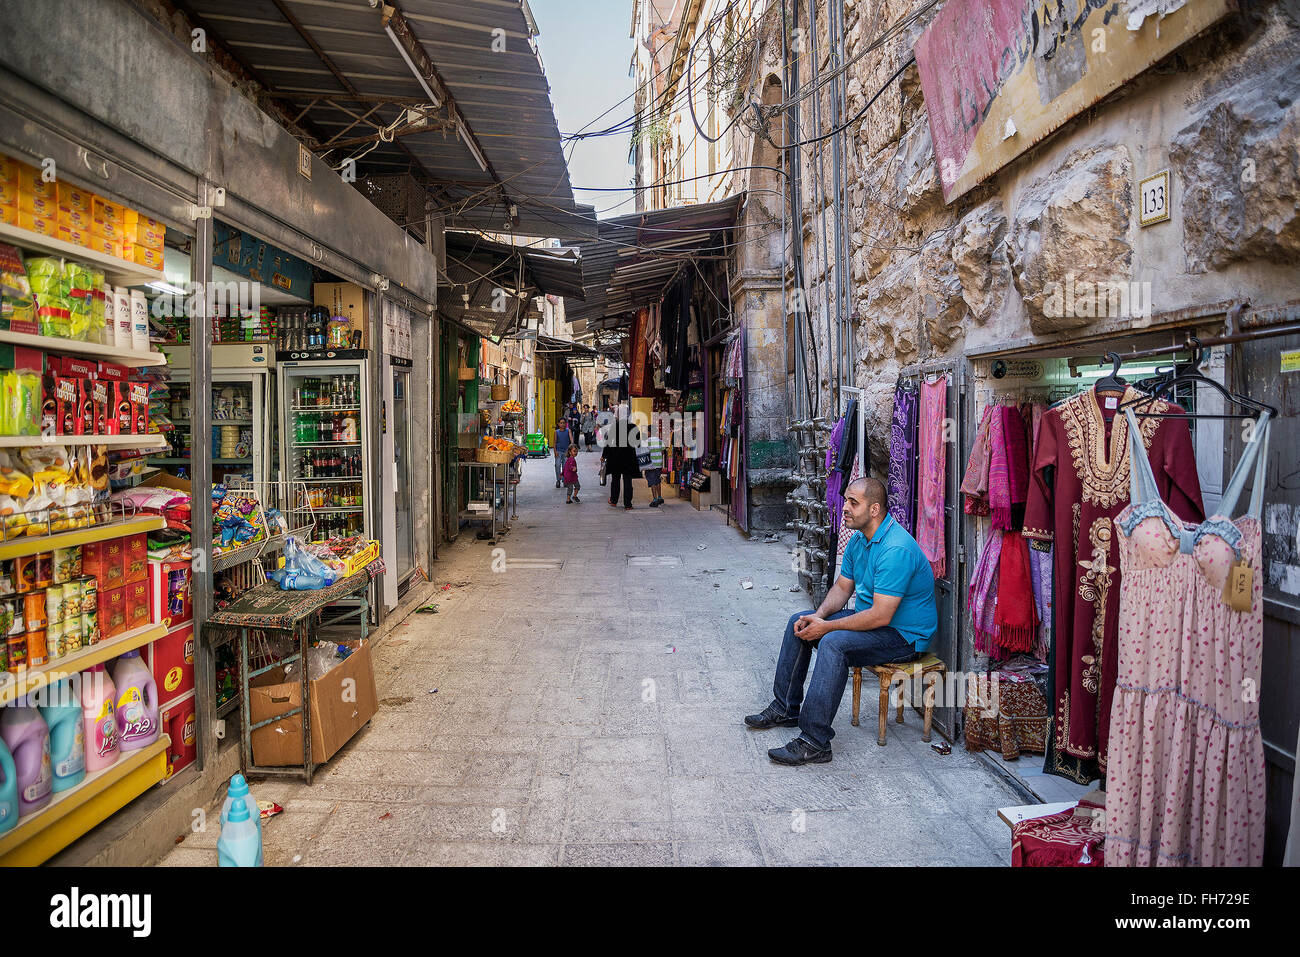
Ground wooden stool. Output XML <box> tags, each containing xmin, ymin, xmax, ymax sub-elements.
<box><xmin>851</xmin><ymin>654</ymin><xmax>946</xmax><ymax>746</ymax></box>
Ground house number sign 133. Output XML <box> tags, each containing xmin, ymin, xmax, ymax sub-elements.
<box><xmin>1139</xmin><ymin>169</ymin><xmax>1170</xmax><ymax>227</ymax></box>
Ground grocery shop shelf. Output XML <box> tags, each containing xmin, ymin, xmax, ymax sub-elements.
<box><xmin>0</xmin><ymin>221</ymin><xmax>163</xmax><ymax>288</ymax></box>
<box><xmin>290</xmin><ymin>406</ymin><xmax>360</xmax><ymax>413</ymax></box>
<box><xmin>0</xmin><ymin>433</ymin><xmax>168</xmax><ymax>449</ymax></box>
<box><xmin>0</xmin><ymin>620</ymin><xmax>167</xmax><ymax>706</ymax></box>
<box><xmin>292</xmin><ymin>442</ymin><xmax>361</xmax><ymax>448</ymax></box>
<box><xmin>0</xmin><ymin>735</ymin><xmax>170</xmax><ymax>866</ymax></box>
<box><xmin>0</xmin><ymin>514</ymin><xmax>163</xmax><ymax>561</ymax></box>
<box><xmin>0</xmin><ymin>327</ymin><xmax>166</xmax><ymax>367</ymax></box>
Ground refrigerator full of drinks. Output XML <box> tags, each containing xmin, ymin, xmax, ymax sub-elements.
<box><xmin>276</xmin><ymin>358</ymin><xmax>370</xmax><ymax>542</ymax></box>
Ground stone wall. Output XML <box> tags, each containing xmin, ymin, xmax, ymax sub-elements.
<box><xmin>784</xmin><ymin>0</ymin><xmax>1300</xmax><ymax>471</ymax></box>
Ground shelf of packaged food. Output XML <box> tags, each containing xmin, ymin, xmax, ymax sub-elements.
<box><xmin>0</xmin><ymin>327</ymin><xmax>167</xmax><ymax>367</ymax></box>
<box><xmin>147</xmin><ymin>456</ymin><xmax>251</xmax><ymax>465</ymax></box>
<box><xmin>0</xmin><ymin>619</ymin><xmax>166</xmax><ymax>707</ymax></box>
<box><xmin>0</xmin><ymin>734</ymin><xmax>170</xmax><ymax>865</ymax></box>
<box><xmin>295</xmin><ymin>476</ymin><xmax>364</xmax><ymax>483</ymax></box>
<box><xmin>290</xmin><ymin>406</ymin><xmax>361</xmax><ymax>413</ymax></box>
<box><xmin>174</xmin><ymin>418</ymin><xmax>253</xmax><ymax>425</ymax></box>
<box><xmin>0</xmin><ymin>433</ymin><xmax>168</xmax><ymax>449</ymax></box>
<box><xmin>0</xmin><ymin>221</ymin><xmax>163</xmax><ymax>288</ymax></box>
<box><xmin>308</xmin><ymin>507</ymin><xmax>364</xmax><ymax>514</ymax></box>
<box><xmin>0</xmin><ymin>515</ymin><xmax>164</xmax><ymax>562</ymax></box>
<box><xmin>292</xmin><ymin>442</ymin><xmax>361</xmax><ymax>449</ymax></box>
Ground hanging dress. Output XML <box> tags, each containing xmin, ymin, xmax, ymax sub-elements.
<box><xmin>1106</xmin><ymin>407</ymin><xmax>1270</xmax><ymax>867</ymax></box>
<box><xmin>1023</xmin><ymin>387</ymin><xmax>1204</xmax><ymax>783</ymax></box>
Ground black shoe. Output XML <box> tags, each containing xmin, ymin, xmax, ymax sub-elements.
<box><xmin>648</xmin><ymin>499</ymin><xmax>660</xmax><ymax>508</ymax></box>
<box><xmin>768</xmin><ymin>736</ymin><xmax>832</xmax><ymax>766</ymax></box>
<box><xmin>744</xmin><ymin>703</ymin><xmax>800</xmax><ymax>730</ymax></box>
<box><xmin>624</xmin><ymin>504</ymin><xmax>633</xmax><ymax>510</ymax></box>
<box><xmin>555</xmin><ymin>481</ymin><xmax>561</xmax><ymax>488</ymax></box>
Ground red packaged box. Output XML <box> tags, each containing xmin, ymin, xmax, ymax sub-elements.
<box><xmin>128</xmin><ymin>380</ymin><xmax>148</xmax><ymax>434</ymax></box>
<box><xmin>98</xmin><ymin>586</ymin><xmax>126</xmax><ymax>639</ymax></box>
<box><xmin>125</xmin><ymin>579</ymin><xmax>150</xmax><ymax>629</ymax></box>
<box><xmin>125</xmin><ymin>533</ymin><xmax>147</xmax><ymax>583</ymax></box>
<box><xmin>148</xmin><ymin>623</ymin><xmax>194</xmax><ymax>704</ymax></box>
<box><xmin>52</xmin><ymin>375</ymin><xmax>77</xmax><ymax>435</ymax></box>
<box><xmin>75</xmin><ymin>379</ymin><xmax>95</xmax><ymax>435</ymax></box>
<box><xmin>159</xmin><ymin>691</ymin><xmax>197</xmax><ymax>782</ymax></box>
<box><xmin>100</xmin><ymin>538</ymin><xmax>125</xmax><ymax>589</ymax></box>
<box><xmin>40</xmin><ymin>374</ymin><xmax>56</xmax><ymax>437</ymax></box>
<box><xmin>89</xmin><ymin>379</ymin><xmax>112</xmax><ymax>435</ymax></box>
<box><xmin>96</xmin><ymin>360</ymin><xmax>130</xmax><ymax>382</ymax></box>
<box><xmin>55</xmin><ymin>355</ymin><xmax>98</xmax><ymax>378</ymax></box>
<box><xmin>147</xmin><ymin>559</ymin><xmax>192</xmax><ymax>628</ymax></box>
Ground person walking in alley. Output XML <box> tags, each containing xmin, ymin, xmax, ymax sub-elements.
<box><xmin>602</xmin><ymin>407</ymin><xmax>642</xmax><ymax>509</ymax></box>
<box><xmin>581</xmin><ymin>405</ymin><xmax>596</xmax><ymax>452</ymax></box>
<box><xmin>644</xmin><ymin>431</ymin><xmax>666</xmax><ymax>507</ymax></box>
<box><xmin>745</xmin><ymin>477</ymin><xmax>938</xmax><ymax>765</ymax></box>
<box><xmin>568</xmin><ymin>403</ymin><xmax>583</xmax><ymax>450</ymax></box>
<box><xmin>562</xmin><ymin>444</ymin><xmax>581</xmax><ymax>503</ymax></box>
<box><xmin>553</xmin><ymin>418</ymin><xmax>573</xmax><ymax>488</ymax></box>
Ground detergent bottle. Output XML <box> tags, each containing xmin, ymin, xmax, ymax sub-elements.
<box><xmin>39</xmin><ymin>677</ymin><xmax>85</xmax><ymax>793</ymax></box>
<box><xmin>0</xmin><ymin>696</ymin><xmax>52</xmax><ymax>816</ymax></box>
<box><xmin>111</xmin><ymin>650</ymin><xmax>159</xmax><ymax>751</ymax></box>
<box><xmin>81</xmin><ymin>664</ymin><xmax>120</xmax><ymax>772</ymax></box>
<box><xmin>217</xmin><ymin>793</ymin><xmax>262</xmax><ymax>867</ymax></box>
<box><xmin>220</xmin><ymin>773</ymin><xmax>263</xmax><ymax>856</ymax></box>
<box><xmin>0</xmin><ymin>737</ymin><xmax>19</xmax><ymax>835</ymax></box>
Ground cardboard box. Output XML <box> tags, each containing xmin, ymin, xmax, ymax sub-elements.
<box><xmin>249</xmin><ymin>639</ymin><xmax>377</xmax><ymax>767</ymax></box>
<box><xmin>0</xmin><ymin>203</ymin><xmax>16</xmax><ymax>227</ymax></box>
<box><xmin>58</xmin><ymin>205</ymin><xmax>93</xmax><ymax>231</ymax></box>
<box><xmin>147</xmin><ymin>559</ymin><xmax>192</xmax><ymax>629</ymax></box>
<box><xmin>132</xmin><ymin>244</ymin><xmax>164</xmax><ymax>270</ymax></box>
<box><xmin>159</xmin><ymin>691</ymin><xmax>197</xmax><ymax>781</ymax></box>
<box><xmin>61</xmin><ymin>186</ymin><xmax>95</xmax><ymax>212</ymax></box>
<box><xmin>0</xmin><ymin>156</ymin><xmax>24</xmax><ymax>183</ymax></box>
<box><xmin>83</xmin><ymin>538</ymin><xmax>126</xmax><ymax>590</ymax></box>
<box><xmin>125</xmin><ymin>579</ymin><xmax>150</xmax><ymax>630</ymax></box>
<box><xmin>16</xmin><ymin>192</ymin><xmax>56</xmax><ymax>218</ymax></box>
<box><xmin>125</xmin><ymin>533</ymin><xmax>147</xmax><ymax>583</ymax></box>
<box><xmin>17</xmin><ymin>211</ymin><xmax>57</xmax><ymax>237</ymax></box>
<box><xmin>98</xmin><ymin>585</ymin><xmax>126</xmax><ymax>639</ymax></box>
<box><xmin>148</xmin><ymin>623</ymin><xmax>194</xmax><ymax>704</ymax></box>
<box><xmin>312</xmin><ymin>282</ymin><xmax>368</xmax><ymax>348</ymax></box>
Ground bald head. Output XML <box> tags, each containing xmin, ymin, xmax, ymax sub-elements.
<box><xmin>843</xmin><ymin>476</ymin><xmax>888</xmax><ymax>534</ymax></box>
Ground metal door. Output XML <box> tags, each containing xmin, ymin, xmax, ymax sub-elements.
<box><xmin>1233</xmin><ymin>330</ymin><xmax>1300</xmax><ymax>864</ymax></box>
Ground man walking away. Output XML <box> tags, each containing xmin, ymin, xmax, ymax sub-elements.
<box><xmin>744</xmin><ymin>477</ymin><xmax>938</xmax><ymax>765</ymax></box>
<box><xmin>553</xmin><ymin>419</ymin><xmax>572</xmax><ymax>488</ymax></box>
<box><xmin>602</xmin><ymin>409</ymin><xmax>641</xmax><ymax>509</ymax></box>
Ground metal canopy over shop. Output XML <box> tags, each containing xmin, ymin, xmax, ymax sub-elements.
<box><xmin>535</xmin><ymin>334</ymin><xmax>604</xmax><ymax>367</ymax></box>
<box><xmin>439</xmin><ymin>233</ymin><xmax>584</xmax><ymax>338</ymax></box>
<box><xmin>173</xmin><ymin>0</ymin><xmax>597</xmax><ymax>240</ymax></box>
<box><xmin>567</xmin><ymin>195</ymin><xmax>743</xmax><ymax>332</ymax></box>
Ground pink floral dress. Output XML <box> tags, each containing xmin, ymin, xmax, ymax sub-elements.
<box><xmin>1106</xmin><ymin>408</ymin><xmax>1270</xmax><ymax>867</ymax></box>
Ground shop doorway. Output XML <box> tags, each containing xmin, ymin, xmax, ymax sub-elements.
<box><xmin>392</xmin><ymin>365</ymin><xmax>415</xmax><ymax>590</ymax></box>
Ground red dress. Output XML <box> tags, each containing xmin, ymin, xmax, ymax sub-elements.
<box><xmin>1022</xmin><ymin>387</ymin><xmax>1202</xmax><ymax>780</ymax></box>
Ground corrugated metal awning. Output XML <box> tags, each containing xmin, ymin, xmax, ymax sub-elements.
<box><xmin>566</xmin><ymin>195</ymin><xmax>743</xmax><ymax>329</ymax></box>
<box><xmin>439</xmin><ymin>231</ymin><xmax>583</xmax><ymax>337</ymax></box>
<box><xmin>175</xmin><ymin>0</ymin><xmax>596</xmax><ymax>240</ymax></box>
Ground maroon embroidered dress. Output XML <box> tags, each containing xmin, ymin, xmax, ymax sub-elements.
<box><xmin>1022</xmin><ymin>387</ymin><xmax>1203</xmax><ymax>780</ymax></box>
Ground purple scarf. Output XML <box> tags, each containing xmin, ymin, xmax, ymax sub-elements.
<box><xmin>1028</xmin><ymin>543</ymin><xmax>1053</xmax><ymax>662</ymax></box>
<box><xmin>826</xmin><ymin>417</ymin><xmax>846</xmax><ymax>540</ymax></box>
<box><xmin>968</xmin><ymin>528</ymin><xmax>1003</xmax><ymax>656</ymax></box>
<box><xmin>887</xmin><ymin>385</ymin><xmax>918</xmax><ymax>534</ymax></box>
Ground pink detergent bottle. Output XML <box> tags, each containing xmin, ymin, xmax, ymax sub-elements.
<box><xmin>111</xmin><ymin>650</ymin><xmax>160</xmax><ymax>751</ymax></box>
<box><xmin>81</xmin><ymin>664</ymin><xmax>120</xmax><ymax>772</ymax></box>
<box><xmin>0</xmin><ymin>696</ymin><xmax>53</xmax><ymax>816</ymax></box>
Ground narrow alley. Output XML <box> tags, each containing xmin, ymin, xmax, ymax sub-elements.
<box><xmin>164</xmin><ymin>455</ymin><xmax>1018</xmax><ymax>867</ymax></box>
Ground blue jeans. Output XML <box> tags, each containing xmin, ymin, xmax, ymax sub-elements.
<box><xmin>772</xmin><ymin>609</ymin><xmax>920</xmax><ymax>749</ymax></box>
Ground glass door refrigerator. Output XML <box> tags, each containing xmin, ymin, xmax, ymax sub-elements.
<box><xmin>275</xmin><ymin>356</ymin><xmax>371</xmax><ymax>545</ymax></box>
<box><xmin>153</xmin><ymin>344</ymin><xmax>275</xmax><ymax>488</ymax></box>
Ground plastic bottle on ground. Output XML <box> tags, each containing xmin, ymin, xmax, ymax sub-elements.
<box><xmin>217</xmin><ymin>793</ymin><xmax>262</xmax><ymax>867</ymax></box>
<box><xmin>220</xmin><ymin>772</ymin><xmax>263</xmax><ymax>858</ymax></box>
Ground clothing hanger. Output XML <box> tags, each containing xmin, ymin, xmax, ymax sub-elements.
<box><xmin>1119</xmin><ymin>338</ymin><xmax>1279</xmax><ymax>420</ymax></box>
<box><xmin>1093</xmin><ymin>352</ymin><xmax>1127</xmax><ymax>393</ymax></box>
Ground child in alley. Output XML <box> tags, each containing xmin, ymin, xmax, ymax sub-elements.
<box><xmin>563</xmin><ymin>443</ymin><xmax>581</xmax><ymax>504</ymax></box>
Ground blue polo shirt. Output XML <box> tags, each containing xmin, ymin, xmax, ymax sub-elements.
<box><xmin>839</xmin><ymin>514</ymin><xmax>938</xmax><ymax>651</ymax></box>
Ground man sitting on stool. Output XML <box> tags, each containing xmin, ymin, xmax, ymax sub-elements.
<box><xmin>746</xmin><ymin>477</ymin><xmax>938</xmax><ymax>765</ymax></box>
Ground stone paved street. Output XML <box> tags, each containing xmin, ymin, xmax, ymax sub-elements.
<box><xmin>162</xmin><ymin>450</ymin><xmax>1020</xmax><ymax>866</ymax></box>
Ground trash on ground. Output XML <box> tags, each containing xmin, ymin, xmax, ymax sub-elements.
<box><xmin>931</xmin><ymin>742</ymin><xmax>952</xmax><ymax>756</ymax></box>
<box><xmin>258</xmin><ymin>801</ymin><xmax>284</xmax><ymax>821</ymax></box>
<box><xmin>417</xmin><ymin>604</ymin><xmax>439</xmax><ymax>613</ymax></box>
<box><xmin>697</xmin><ymin>543</ymin><xmax>707</xmax><ymax>550</ymax></box>
<box><xmin>764</xmin><ymin>534</ymin><xmax>780</xmax><ymax>543</ymax></box>
<box><xmin>428</xmin><ymin>688</ymin><xmax>439</xmax><ymax>694</ymax></box>
<box><xmin>789</xmin><ymin>586</ymin><xmax>801</xmax><ymax>592</ymax></box>
<box><xmin>740</xmin><ymin>579</ymin><xmax>753</xmax><ymax>589</ymax></box>
<box><xmin>379</xmin><ymin>812</ymin><xmax>392</xmax><ymax>821</ymax></box>
<box><xmin>665</xmin><ymin>645</ymin><xmax>676</xmax><ymax>653</ymax></box>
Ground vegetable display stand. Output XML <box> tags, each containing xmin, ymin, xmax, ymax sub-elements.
<box><xmin>203</xmin><ymin>561</ymin><xmax>383</xmax><ymax>784</ymax></box>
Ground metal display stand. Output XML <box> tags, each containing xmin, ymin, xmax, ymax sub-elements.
<box><xmin>456</xmin><ymin>460</ymin><xmax>513</xmax><ymax>542</ymax></box>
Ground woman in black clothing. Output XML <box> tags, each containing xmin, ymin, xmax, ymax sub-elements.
<box><xmin>602</xmin><ymin>408</ymin><xmax>642</xmax><ymax>509</ymax></box>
